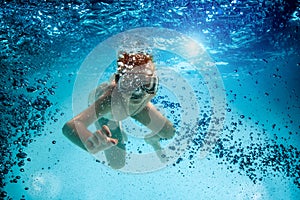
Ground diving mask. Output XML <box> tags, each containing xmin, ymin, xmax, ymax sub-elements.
<box><xmin>118</xmin><ymin>73</ymin><xmax>159</xmax><ymax>96</ymax></box>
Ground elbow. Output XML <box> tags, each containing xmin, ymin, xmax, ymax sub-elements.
<box><xmin>62</xmin><ymin>120</ymin><xmax>88</xmax><ymax>151</ymax></box>
<box><xmin>62</xmin><ymin>120</ymin><xmax>75</xmax><ymax>138</ymax></box>
<box><xmin>166</xmin><ymin>126</ymin><xmax>176</xmax><ymax>139</ymax></box>
<box><xmin>161</xmin><ymin>122</ymin><xmax>175</xmax><ymax>140</ymax></box>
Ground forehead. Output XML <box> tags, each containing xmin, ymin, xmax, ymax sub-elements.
<box><xmin>118</xmin><ymin>61</ymin><xmax>155</xmax><ymax>76</ymax></box>
<box><xmin>128</xmin><ymin>62</ymin><xmax>154</xmax><ymax>74</ymax></box>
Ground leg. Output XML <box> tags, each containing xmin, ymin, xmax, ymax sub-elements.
<box><xmin>95</xmin><ymin>118</ymin><xmax>126</xmax><ymax>169</ymax></box>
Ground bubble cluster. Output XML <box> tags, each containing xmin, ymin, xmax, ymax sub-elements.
<box><xmin>172</xmin><ymin>63</ymin><xmax>300</xmax><ymax>189</ymax></box>
<box><xmin>169</xmin><ymin>108</ymin><xmax>300</xmax><ymax>189</ymax></box>
<box><xmin>0</xmin><ymin>62</ymin><xmax>61</xmax><ymax>196</ymax></box>
<box><xmin>214</xmin><ymin>138</ymin><xmax>300</xmax><ymax>186</ymax></box>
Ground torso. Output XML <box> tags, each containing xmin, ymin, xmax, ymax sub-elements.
<box><xmin>89</xmin><ymin>82</ymin><xmax>153</xmax><ymax>122</ymax></box>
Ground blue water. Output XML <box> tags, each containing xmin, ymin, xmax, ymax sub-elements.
<box><xmin>1</xmin><ymin>0</ymin><xmax>300</xmax><ymax>199</ymax></box>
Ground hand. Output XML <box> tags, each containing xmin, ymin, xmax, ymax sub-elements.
<box><xmin>85</xmin><ymin>125</ymin><xmax>118</xmax><ymax>154</ymax></box>
<box><xmin>144</xmin><ymin>133</ymin><xmax>161</xmax><ymax>150</ymax></box>
<box><xmin>144</xmin><ymin>133</ymin><xmax>169</xmax><ymax>163</ymax></box>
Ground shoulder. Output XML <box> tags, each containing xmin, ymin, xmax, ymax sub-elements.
<box><xmin>88</xmin><ymin>82</ymin><xmax>116</xmax><ymax>105</ymax></box>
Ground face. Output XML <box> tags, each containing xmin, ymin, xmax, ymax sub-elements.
<box><xmin>118</xmin><ymin>61</ymin><xmax>158</xmax><ymax>103</ymax></box>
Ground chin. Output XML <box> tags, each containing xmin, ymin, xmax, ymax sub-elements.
<box><xmin>130</xmin><ymin>98</ymin><xmax>143</xmax><ymax>104</ymax></box>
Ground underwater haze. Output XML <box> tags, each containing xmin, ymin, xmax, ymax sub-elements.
<box><xmin>1</xmin><ymin>0</ymin><xmax>300</xmax><ymax>199</ymax></box>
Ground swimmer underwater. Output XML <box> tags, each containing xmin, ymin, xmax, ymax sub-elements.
<box><xmin>62</xmin><ymin>51</ymin><xmax>175</xmax><ymax>169</ymax></box>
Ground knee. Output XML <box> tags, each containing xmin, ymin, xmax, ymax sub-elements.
<box><xmin>105</xmin><ymin>146</ymin><xmax>126</xmax><ymax>169</ymax></box>
<box><xmin>109</xmin><ymin>160</ymin><xmax>126</xmax><ymax>170</ymax></box>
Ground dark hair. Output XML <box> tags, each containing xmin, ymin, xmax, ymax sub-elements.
<box><xmin>115</xmin><ymin>52</ymin><xmax>153</xmax><ymax>82</ymax></box>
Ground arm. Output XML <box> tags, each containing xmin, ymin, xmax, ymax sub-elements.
<box><xmin>132</xmin><ymin>102</ymin><xmax>175</xmax><ymax>163</ymax></box>
<box><xmin>131</xmin><ymin>102</ymin><xmax>175</xmax><ymax>147</ymax></box>
<box><xmin>62</xmin><ymin>89</ymin><xmax>118</xmax><ymax>153</ymax></box>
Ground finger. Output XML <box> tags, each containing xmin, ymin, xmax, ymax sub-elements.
<box><xmin>102</xmin><ymin>125</ymin><xmax>112</xmax><ymax>137</ymax></box>
<box><xmin>95</xmin><ymin>130</ymin><xmax>107</xmax><ymax>144</ymax></box>
<box><xmin>85</xmin><ymin>137</ymin><xmax>95</xmax><ymax>148</ymax></box>
<box><xmin>86</xmin><ymin>135</ymin><xmax>102</xmax><ymax>149</ymax></box>
<box><xmin>108</xmin><ymin>138</ymin><xmax>118</xmax><ymax>145</ymax></box>
<box><xmin>95</xmin><ymin>130</ymin><xmax>117</xmax><ymax>146</ymax></box>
